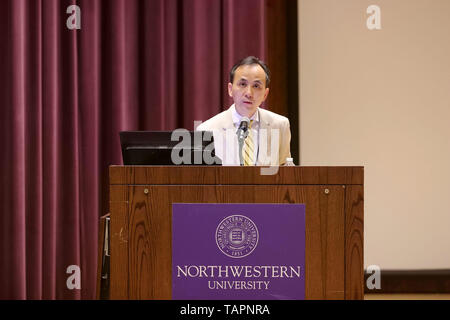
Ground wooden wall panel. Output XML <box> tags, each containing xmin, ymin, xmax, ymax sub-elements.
<box><xmin>128</xmin><ymin>186</ymin><xmax>172</xmax><ymax>299</ymax></box>
<box><xmin>345</xmin><ymin>185</ymin><xmax>364</xmax><ymax>299</ymax></box>
<box><xmin>303</xmin><ymin>186</ymin><xmax>345</xmax><ymax>299</ymax></box>
<box><xmin>110</xmin><ymin>166</ymin><xmax>364</xmax><ymax>186</ymax></box>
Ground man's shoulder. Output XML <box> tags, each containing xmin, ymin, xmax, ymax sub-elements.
<box><xmin>259</xmin><ymin>108</ymin><xmax>290</xmax><ymax>125</ymax></box>
<box><xmin>197</xmin><ymin>108</ymin><xmax>231</xmax><ymax>131</ymax></box>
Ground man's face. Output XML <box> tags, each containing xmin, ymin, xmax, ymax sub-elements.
<box><xmin>228</xmin><ymin>64</ymin><xmax>269</xmax><ymax>117</ymax></box>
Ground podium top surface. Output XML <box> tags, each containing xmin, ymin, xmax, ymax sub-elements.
<box><xmin>109</xmin><ymin>166</ymin><xmax>363</xmax><ymax>185</ymax></box>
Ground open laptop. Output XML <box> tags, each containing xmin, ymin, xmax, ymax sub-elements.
<box><xmin>119</xmin><ymin>131</ymin><xmax>222</xmax><ymax>165</ymax></box>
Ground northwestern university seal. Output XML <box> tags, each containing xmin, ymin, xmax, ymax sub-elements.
<box><xmin>215</xmin><ymin>215</ymin><xmax>259</xmax><ymax>258</ymax></box>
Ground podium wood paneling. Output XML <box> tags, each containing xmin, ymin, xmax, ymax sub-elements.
<box><xmin>108</xmin><ymin>166</ymin><xmax>364</xmax><ymax>300</ymax></box>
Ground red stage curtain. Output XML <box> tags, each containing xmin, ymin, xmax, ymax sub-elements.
<box><xmin>0</xmin><ymin>0</ymin><xmax>295</xmax><ymax>299</ymax></box>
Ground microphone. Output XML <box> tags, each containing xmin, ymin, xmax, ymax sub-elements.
<box><xmin>236</xmin><ymin>117</ymin><xmax>250</xmax><ymax>142</ymax></box>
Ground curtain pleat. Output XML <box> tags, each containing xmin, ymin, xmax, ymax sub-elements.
<box><xmin>78</xmin><ymin>0</ymin><xmax>101</xmax><ymax>300</ymax></box>
<box><xmin>25</xmin><ymin>0</ymin><xmax>43</xmax><ymax>299</ymax></box>
<box><xmin>42</xmin><ymin>0</ymin><xmax>60</xmax><ymax>300</ymax></box>
<box><xmin>9</xmin><ymin>0</ymin><xmax>27</xmax><ymax>299</ymax></box>
<box><xmin>0</xmin><ymin>0</ymin><xmax>268</xmax><ymax>299</ymax></box>
<box><xmin>0</xmin><ymin>0</ymin><xmax>9</xmax><ymax>299</ymax></box>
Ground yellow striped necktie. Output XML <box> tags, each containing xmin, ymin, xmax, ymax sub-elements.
<box><xmin>244</xmin><ymin>120</ymin><xmax>254</xmax><ymax>166</ymax></box>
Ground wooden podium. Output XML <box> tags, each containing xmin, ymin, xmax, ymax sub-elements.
<box><xmin>106</xmin><ymin>166</ymin><xmax>364</xmax><ymax>300</ymax></box>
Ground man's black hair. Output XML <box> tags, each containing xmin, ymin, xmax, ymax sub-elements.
<box><xmin>229</xmin><ymin>56</ymin><xmax>270</xmax><ymax>87</ymax></box>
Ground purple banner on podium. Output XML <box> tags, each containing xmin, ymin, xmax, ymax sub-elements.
<box><xmin>172</xmin><ymin>203</ymin><xmax>305</xmax><ymax>300</ymax></box>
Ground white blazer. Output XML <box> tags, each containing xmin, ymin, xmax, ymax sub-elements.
<box><xmin>196</xmin><ymin>105</ymin><xmax>291</xmax><ymax>166</ymax></box>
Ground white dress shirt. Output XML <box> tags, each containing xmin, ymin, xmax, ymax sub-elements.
<box><xmin>231</xmin><ymin>105</ymin><xmax>259</xmax><ymax>165</ymax></box>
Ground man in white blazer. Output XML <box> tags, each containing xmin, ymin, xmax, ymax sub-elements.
<box><xmin>197</xmin><ymin>56</ymin><xmax>291</xmax><ymax>166</ymax></box>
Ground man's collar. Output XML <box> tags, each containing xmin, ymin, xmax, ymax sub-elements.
<box><xmin>231</xmin><ymin>104</ymin><xmax>259</xmax><ymax>126</ymax></box>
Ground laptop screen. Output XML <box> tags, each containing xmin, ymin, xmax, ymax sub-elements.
<box><xmin>119</xmin><ymin>131</ymin><xmax>221</xmax><ymax>165</ymax></box>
